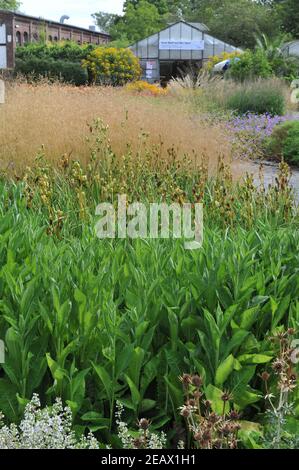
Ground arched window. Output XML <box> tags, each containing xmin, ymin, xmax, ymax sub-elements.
<box><xmin>33</xmin><ymin>32</ymin><xmax>38</xmax><ymax>42</ymax></box>
<box><xmin>48</xmin><ymin>35</ymin><xmax>53</xmax><ymax>42</ymax></box>
<box><xmin>23</xmin><ymin>32</ymin><xmax>29</xmax><ymax>44</ymax></box>
<box><xmin>16</xmin><ymin>31</ymin><xmax>21</xmax><ymax>45</ymax></box>
<box><xmin>54</xmin><ymin>36</ymin><xmax>58</xmax><ymax>42</ymax></box>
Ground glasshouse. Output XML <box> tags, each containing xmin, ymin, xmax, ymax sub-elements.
<box><xmin>283</xmin><ymin>40</ymin><xmax>299</xmax><ymax>58</ymax></box>
<box><xmin>129</xmin><ymin>20</ymin><xmax>242</xmax><ymax>83</ymax></box>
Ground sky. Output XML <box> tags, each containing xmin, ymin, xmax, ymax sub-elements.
<box><xmin>18</xmin><ymin>1</ymin><xmax>125</xmax><ymax>28</ymax></box>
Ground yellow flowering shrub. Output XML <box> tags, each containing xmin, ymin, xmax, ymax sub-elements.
<box><xmin>125</xmin><ymin>81</ymin><xmax>168</xmax><ymax>96</ymax></box>
<box><xmin>82</xmin><ymin>47</ymin><xmax>142</xmax><ymax>86</ymax></box>
<box><xmin>205</xmin><ymin>51</ymin><xmax>243</xmax><ymax>72</ymax></box>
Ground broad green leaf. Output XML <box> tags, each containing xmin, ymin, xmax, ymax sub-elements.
<box><xmin>46</xmin><ymin>353</ymin><xmax>66</xmax><ymax>382</ymax></box>
<box><xmin>240</xmin><ymin>307</ymin><xmax>259</xmax><ymax>330</ymax></box>
<box><xmin>140</xmin><ymin>399</ymin><xmax>156</xmax><ymax>413</ymax></box>
<box><xmin>233</xmin><ymin>387</ymin><xmax>262</xmax><ymax>408</ymax></box>
<box><xmin>125</xmin><ymin>374</ymin><xmax>141</xmax><ymax>408</ymax></box>
<box><xmin>92</xmin><ymin>362</ymin><xmax>112</xmax><ymax>398</ymax></box>
<box><xmin>0</xmin><ymin>379</ymin><xmax>19</xmax><ymax>422</ymax></box>
<box><xmin>205</xmin><ymin>384</ymin><xmax>230</xmax><ymax>415</ymax></box>
<box><xmin>128</xmin><ymin>347</ymin><xmax>145</xmax><ymax>388</ymax></box>
<box><xmin>238</xmin><ymin>354</ymin><xmax>273</xmax><ymax>364</ymax></box>
<box><xmin>215</xmin><ymin>354</ymin><xmax>235</xmax><ymax>386</ymax></box>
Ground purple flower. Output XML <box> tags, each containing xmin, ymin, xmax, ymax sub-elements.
<box><xmin>226</xmin><ymin>113</ymin><xmax>299</xmax><ymax>159</ymax></box>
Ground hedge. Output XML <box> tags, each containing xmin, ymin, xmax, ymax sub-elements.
<box><xmin>15</xmin><ymin>58</ymin><xmax>88</xmax><ymax>86</ymax></box>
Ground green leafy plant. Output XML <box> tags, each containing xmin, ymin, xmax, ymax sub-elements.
<box><xmin>265</xmin><ymin>121</ymin><xmax>299</xmax><ymax>166</ymax></box>
<box><xmin>16</xmin><ymin>42</ymin><xmax>95</xmax><ymax>62</ymax></box>
<box><xmin>179</xmin><ymin>373</ymin><xmax>263</xmax><ymax>449</ymax></box>
<box><xmin>15</xmin><ymin>58</ymin><xmax>88</xmax><ymax>86</ymax></box>
<box><xmin>0</xmin><ymin>122</ymin><xmax>298</xmax><ymax>448</ymax></box>
<box><xmin>224</xmin><ymin>80</ymin><xmax>286</xmax><ymax>116</ymax></box>
<box><xmin>229</xmin><ymin>49</ymin><xmax>273</xmax><ymax>82</ymax></box>
<box><xmin>82</xmin><ymin>47</ymin><xmax>141</xmax><ymax>86</ymax></box>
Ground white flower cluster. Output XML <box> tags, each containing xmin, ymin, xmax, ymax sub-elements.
<box><xmin>0</xmin><ymin>394</ymin><xmax>99</xmax><ymax>449</ymax></box>
<box><xmin>147</xmin><ymin>431</ymin><xmax>167</xmax><ymax>450</ymax></box>
<box><xmin>115</xmin><ymin>401</ymin><xmax>167</xmax><ymax>450</ymax></box>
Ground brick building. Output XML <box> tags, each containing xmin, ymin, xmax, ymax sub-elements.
<box><xmin>0</xmin><ymin>9</ymin><xmax>110</xmax><ymax>69</ymax></box>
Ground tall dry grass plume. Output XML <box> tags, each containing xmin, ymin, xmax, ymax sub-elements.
<box><xmin>0</xmin><ymin>81</ymin><xmax>232</xmax><ymax>175</ymax></box>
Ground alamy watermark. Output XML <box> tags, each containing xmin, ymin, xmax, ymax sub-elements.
<box><xmin>95</xmin><ymin>195</ymin><xmax>203</xmax><ymax>250</ymax></box>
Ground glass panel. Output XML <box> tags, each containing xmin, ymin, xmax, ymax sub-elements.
<box><xmin>204</xmin><ymin>34</ymin><xmax>214</xmax><ymax>45</ymax></box>
<box><xmin>170</xmin><ymin>50</ymin><xmax>181</xmax><ymax>60</ymax></box>
<box><xmin>169</xmin><ymin>23</ymin><xmax>181</xmax><ymax>40</ymax></box>
<box><xmin>214</xmin><ymin>39</ymin><xmax>225</xmax><ymax>55</ymax></box>
<box><xmin>159</xmin><ymin>28</ymin><xmax>171</xmax><ymax>41</ymax></box>
<box><xmin>160</xmin><ymin>50</ymin><xmax>170</xmax><ymax>60</ymax></box>
<box><xmin>130</xmin><ymin>24</ymin><xmax>239</xmax><ymax>62</ymax></box>
<box><xmin>181</xmin><ymin>23</ymin><xmax>192</xmax><ymax>41</ymax></box>
<box><xmin>147</xmin><ymin>33</ymin><xmax>159</xmax><ymax>58</ymax></box>
<box><xmin>137</xmin><ymin>38</ymin><xmax>148</xmax><ymax>58</ymax></box>
<box><xmin>203</xmin><ymin>44</ymin><xmax>214</xmax><ymax>59</ymax></box>
<box><xmin>181</xmin><ymin>50</ymin><xmax>192</xmax><ymax>60</ymax></box>
<box><xmin>191</xmin><ymin>50</ymin><xmax>202</xmax><ymax>60</ymax></box>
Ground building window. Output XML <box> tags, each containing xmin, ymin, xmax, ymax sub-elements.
<box><xmin>33</xmin><ymin>33</ymin><xmax>38</xmax><ymax>42</ymax></box>
<box><xmin>23</xmin><ymin>32</ymin><xmax>29</xmax><ymax>44</ymax></box>
<box><xmin>16</xmin><ymin>31</ymin><xmax>21</xmax><ymax>45</ymax></box>
<box><xmin>54</xmin><ymin>36</ymin><xmax>58</xmax><ymax>42</ymax></box>
<box><xmin>48</xmin><ymin>35</ymin><xmax>53</xmax><ymax>42</ymax></box>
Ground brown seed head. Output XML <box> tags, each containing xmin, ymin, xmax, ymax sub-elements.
<box><xmin>133</xmin><ymin>438</ymin><xmax>144</xmax><ymax>449</ymax></box>
<box><xmin>180</xmin><ymin>374</ymin><xmax>192</xmax><ymax>387</ymax></box>
<box><xmin>229</xmin><ymin>410</ymin><xmax>241</xmax><ymax>421</ymax></box>
<box><xmin>272</xmin><ymin>359</ymin><xmax>284</xmax><ymax>374</ymax></box>
<box><xmin>208</xmin><ymin>412</ymin><xmax>219</xmax><ymax>424</ymax></box>
<box><xmin>193</xmin><ymin>390</ymin><xmax>202</xmax><ymax>400</ymax></box>
<box><xmin>191</xmin><ymin>375</ymin><xmax>203</xmax><ymax>388</ymax></box>
<box><xmin>261</xmin><ymin>371</ymin><xmax>270</xmax><ymax>382</ymax></box>
<box><xmin>188</xmin><ymin>399</ymin><xmax>196</xmax><ymax>407</ymax></box>
<box><xmin>221</xmin><ymin>391</ymin><xmax>231</xmax><ymax>402</ymax></box>
<box><xmin>138</xmin><ymin>418</ymin><xmax>150</xmax><ymax>431</ymax></box>
<box><xmin>180</xmin><ymin>406</ymin><xmax>191</xmax><ymax>418</ymax></box>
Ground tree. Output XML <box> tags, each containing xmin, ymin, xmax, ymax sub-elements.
<box><xmin>199</xmin><ymin>0</ymin><xmax>280</xmax><ymax>49</ymax></box>
<box><xmin>124</xmin><ymin>0</ymin><xmax>169</xmax><ymax>15</ymax></box>
<box><xmin>275</xmin><ymin>0</ymin><xmax>299</xmax><ymax>37</ymax></box>
<box><xmin>110</xmin><ymin>0</ymin><xmax>164</xmax><ymax>43</ymax></box>
<box><xmin>0</xmin><ymin>0</ymin><xmax>20</xmax><ymax>9</ymax></box>
<box><xmin>255</xmin><ymin>33</ymin><xmax>299</xmax><ymax>78</ymax></box>
<box><xmin>92</xmin><ymin>12</ymin><xmax>120</xmax><ymax>34</ymax></box>
<box><xmin>93</xmin><ymin>0</ymin><xmax>287</xmax><ymax>49</ymax></box>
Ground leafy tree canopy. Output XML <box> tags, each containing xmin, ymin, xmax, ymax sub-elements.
<box><xmin>0</xmin><ymin>0</ymin><xmax>20</xmax><ymax>9</ymax></box>
<box><xmin>96</xmin><ymin>0</ymin><xmax>164</xmax><ymax>43</ymax></box>
<box><xmin>93</xmin><ymin>0</ymin><xmax>298</xmax><ymax>48</ymax></box>
<box><xmin>275</xmin><ymin>0</ymin><xmax>299</xmax><ymax>37</ymax></box>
